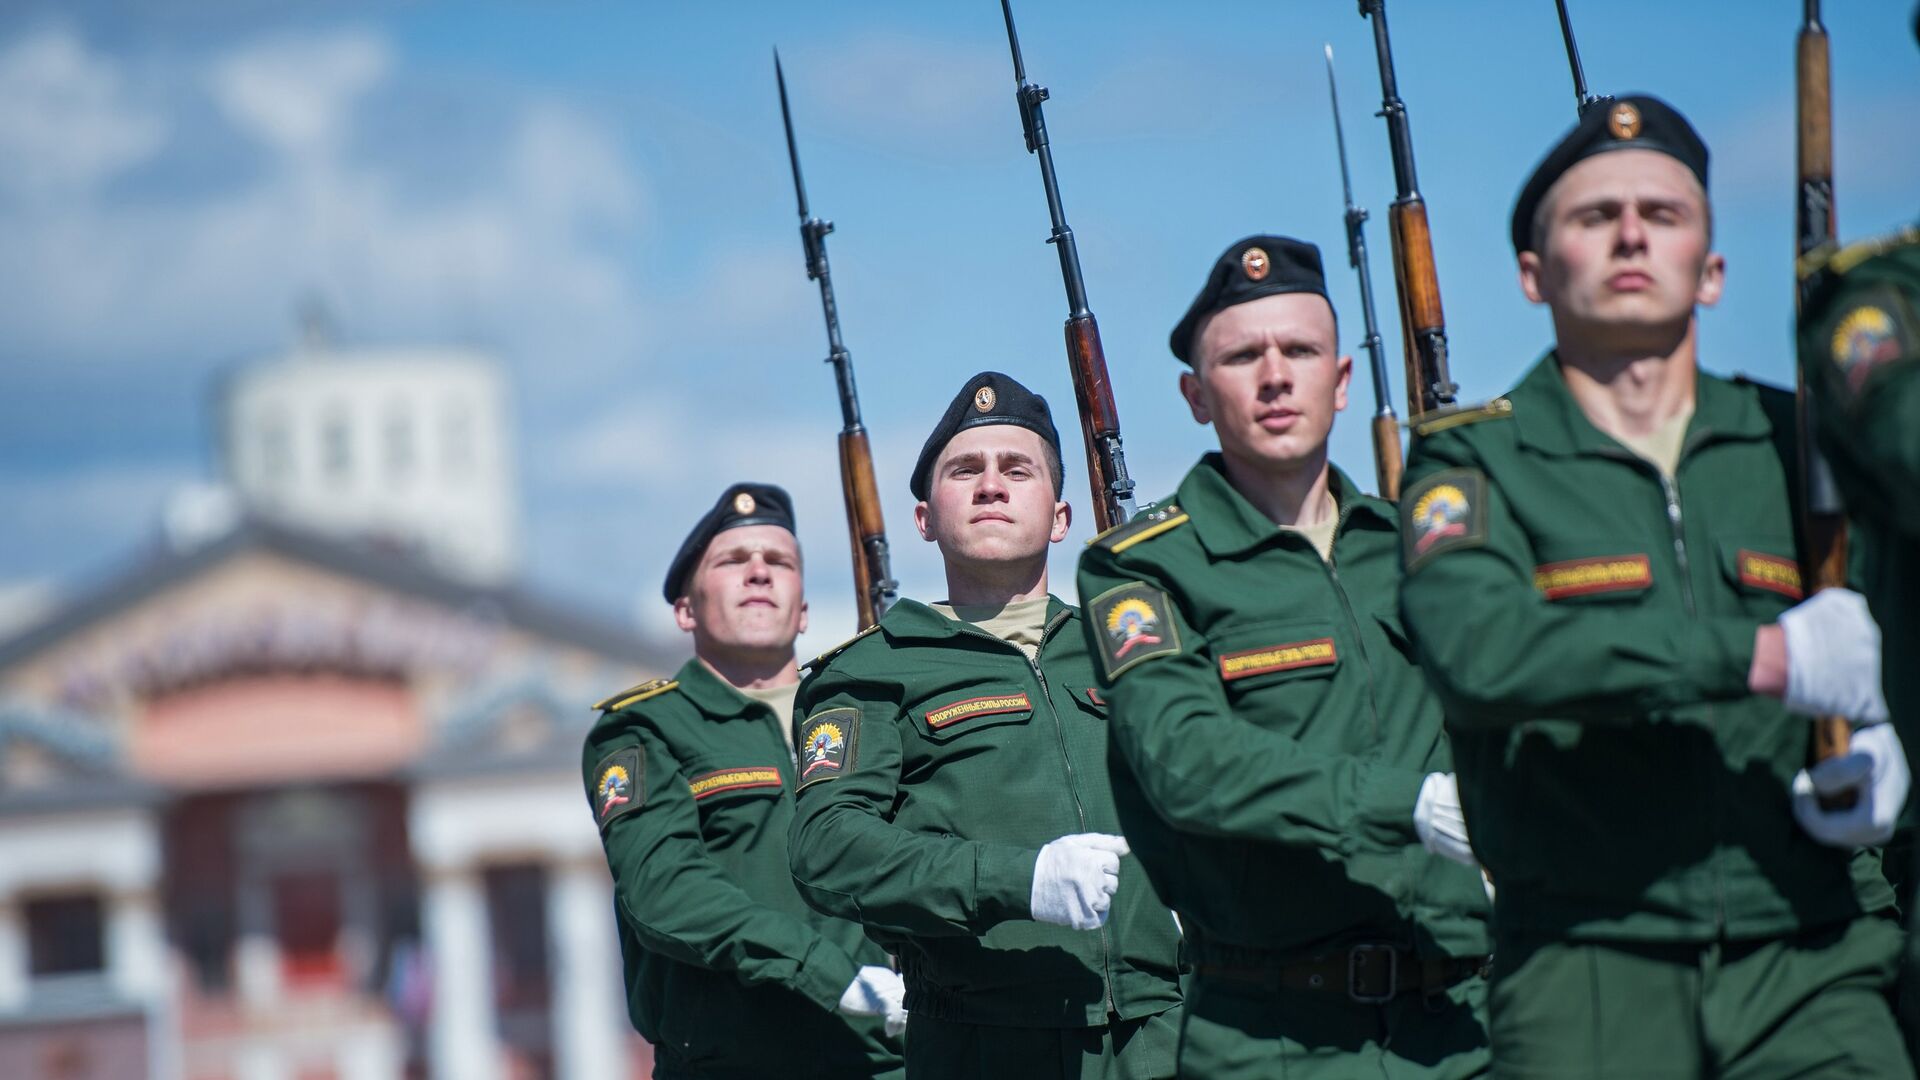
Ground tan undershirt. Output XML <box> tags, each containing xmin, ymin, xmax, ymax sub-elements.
<box><xmin>1612</xmin><ymin>403</ymin><xmax>1695</xmax><ymax>479</ymax></box>
<box><xmin>1276</xmin><ymin>491</ymin><xmax>1340</xmax><ymax>564</ymax></box>
<box><xmin>739</xmin><ymin>683</ymin><xmax>800</xmax><ymax>751</ymax></box>
<box><xmin>930</xmin><ymin>595</ymin><xmax>1051</xmax><ymax>662</ymax></box>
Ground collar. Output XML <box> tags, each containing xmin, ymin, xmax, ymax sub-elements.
<box><xmin>880</xmin><ymin>595</ymin><xmax>1072</xmax><ymax>644</ymax></box>
<box><xmin>1180</xmin><ymin>453</ymin><xmax>1392</xmax><ymax>559</ymax></box>
<box><xmin>1509</xmin><ymin>351</ymin><xmax>1771</xmax><ymax>460</ymax></box>
<box><xmin>674</xmin><ymin>657</ymin><xmax>786</xmax><ymax>720</ymax></box>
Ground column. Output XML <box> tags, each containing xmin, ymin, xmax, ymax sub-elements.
<box><xmin>107</xmin><ymin>888</ymin><xmax>166</xmax><ymax>1000</ymax></box>
<box><xmin>0</xmin><ymin>901</ymin><xmax>25</xmax><ymax>1011</ymax></box>
<box><xmin>546</xmin><ymin>860</ymin><xmax>628</xmax><ymax>1080</ymax></box>
<box><xmin>422</xmin><ymin>867</ymin><xmax>500</xmax><ymax>1080</ymax></box>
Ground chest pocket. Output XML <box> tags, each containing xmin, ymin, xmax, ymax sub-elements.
<box><xmin>1211</xmin><ymin>619</ymin><xmax>1341</xmax><ymax>692</ymax></box>
<box><xmin>1529</xmin><ymin>547</ymin><xmax>1656</xmax><ymax>604</ymax></box>
<box><xmin>913</xmin><ymin>690</ymin><xmax>1034</xmax><ymax>741</ymax></box>
<box><xmin>1717</xmin><ymin>538</ymin><xmax>1803</xmax><ymax>615</ymax></box>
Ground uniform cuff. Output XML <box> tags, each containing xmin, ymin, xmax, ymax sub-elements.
<box><xmin>1353</xmin><ymin>763</ymin><xmax>1429</xmax><ymax>849</ymax></box>
<box><xmin>975</xmin><ymin>843</ymin><xmax>1041</xmax><ymax>924</ymax></box>
<box><xmin>1684</xmin><ymin>618</ymin><xmax>1760</xmax><ymax>701</ymax></box>
<box><xmin>794</xmin><ymin>936</ymin><xmax>861</xmax><ymax>1013</ymax></box>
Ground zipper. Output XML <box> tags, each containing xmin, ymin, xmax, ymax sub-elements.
<box><xmin>1315</xmin><ymin>498</ymin><xmax>1382</xmax><ymax>740</ymax></box>
<box><xmin>954</xmin><ymin>609</ymin><xmax>1119</xmax><ymax>1017</ymax></box>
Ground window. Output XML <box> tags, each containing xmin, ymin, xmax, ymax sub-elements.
<box><xmin>441</xmin><ymin>402</ymin><xmax>474</xmax><ymax>479</ymax></box>
<box><xmin>322</xmin><ymin>410</ymin><xmax>352</xmax><ymax>484</ymax></box>
<box><xmin>258</xmin><ymin>415</ymin><xmax>293</xmax><ymax>483</ymax></box>
<box><xmin>25</xmin><ymin>893</ymin><xmax>105</xmax><ymax>977</ymax></box>
<box><xmin>384</xmin><ymin>406</ymin><xmax>414</xmax><ymax>482</ymax></box>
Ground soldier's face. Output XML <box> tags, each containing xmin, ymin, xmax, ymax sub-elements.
<box><xmin>914</xmin><ymin>425</ymin><xmax>1070</xmax><ymax>567</ymax></box>
<box><xmin>1520</xmin><ymin>150</ymin><xmax>1724</xmax><ymax>346</ymax></box>
<box><xmin>1182</xmin><ymin>293</ymin><xmax>1351</xmax><ymax>474</ymax></box>
<box><xmin>676</xmin><ymin>525</ymin><xmax>808</xmax><ymax>654</ymax></box>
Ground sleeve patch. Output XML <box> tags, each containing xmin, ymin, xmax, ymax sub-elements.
<box><xmin>688</xmin><ymin>766</ymin><xmax>784</xmax><ymax>800</ymax></box>
<box><xmin>1829</xmin><ymin>286</ymin><xmax>1918</xmax><ymax>402</ymax></box>
<box><xmin>590</xmin><ymin>745</ymin><xmax>644</xmax><ymax>827</ymax></box>
<box><xmin>1086</xmin><ymin>581</ymin><xmax>1183</xmax><ymax>680</ymax></box>
<box><xmin>1402</xmin><ymin>468</ymin><xmax>1489</xmax><ymax>573</ymax></box>
<box><xmin>796</xmin><ymin>707</ymin><xmax>860</xmax><ymax>790</ymax></box>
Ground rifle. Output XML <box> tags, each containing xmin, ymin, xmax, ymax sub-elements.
<box><xmin>998</xmin><ymin>0</ymin><xmax>1138</xmax><ymax>531</ymax></box>
<box><xmin>1791</xmin><ymin>3</ymin><xmax>1854</xmax><ymax>787</ymax></box>
<box><xmin>1323</xmin><ymin>44</ymin><xmax>1402</xmax><ymax>499</ymax></box>
<box><xmin>1358</xmin><ymin>1</ymin><xmax>1458</xmax><ymax>423</ymax></box>
<box><xmin>775</xmin><ymin>52</ymin><xmax>898</xmax><ymax>630</ymax></box>
<box><xmin>1553</xmin><ymin>0</ymin><xmax>1611</xmax><ymax>117</ymax></box>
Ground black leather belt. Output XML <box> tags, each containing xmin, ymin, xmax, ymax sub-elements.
<box><xmin>1193</xmin><ymin>943</ymin><xmax>1490</xmax><ymax>1004</ymax></box>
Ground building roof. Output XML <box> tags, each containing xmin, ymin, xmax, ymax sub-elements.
<box><xmin>0</xmin><ymin>514</ymin><xmax>670</xmax><ymax>674</ymax></box>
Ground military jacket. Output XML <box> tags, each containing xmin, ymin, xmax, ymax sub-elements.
<box><xmin>1398</xmin><ymin>354</ymin><xmax>1894</xmax><ymax>944</ymax></box>
<box><xmin>582</xmin><ymin>658</ymin><xmax>902</xmax><ymax>1079</ymax></box>
<box><xmin>1074</xmin><ymin>457</ymin><xmax>1491</xmax><ymax>962</ymax></box>
<box><xmin>1800</xmin><ymin>225</ymin><xmax>1920</xmax><ymax>731</ymax></box>
<box><xmin>788</xmin><ymin>596</ymin><xmax>1184</xmax><ymax>1029</ymax></box>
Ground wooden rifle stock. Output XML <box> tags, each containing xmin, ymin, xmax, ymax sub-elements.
<box><xmin>1794</xmin><ymin>3</ymin><xmax>1852</xmax><ymax>787</ymax></box>
<box><xmin>1387</xmin><ymin>199</ymin><xmax>1449</xmax><ymax>421</ymax></box>
<box><xmin>838</xmin><ymin>428</ymin><xmax>887</xmax><ymax>630</ymax></box>
<box><xmin>1065</xmin><ymin>314</ymin><xmax>1124</xmax><ymax>533</ymax></box>
<box><xmin>1372</xmin><ymin>415</ymin><xmax>1404</xmax><ymax>500</ymax></box>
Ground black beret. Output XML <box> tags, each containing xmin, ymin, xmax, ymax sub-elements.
<box><xmin>661</xmin><ymin>482</ymin><xmax>796</xmax><ymax>603</ymax></box>
<box><xmin>1168</xmin><ymin>236</ymin><xmax>1329</xmax><ymax>365</ymax></box>
<box><xmin>909</xmin><ymin>371</ymin><xmax>1062</xmax><ymax>501</ymax></box>
<box><xmin>1510</xmin><ymin>94</ymin><xmax>1709</xmax><ymax>256</ymax></box>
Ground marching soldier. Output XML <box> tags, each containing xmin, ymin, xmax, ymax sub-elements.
<box><xmin>1398</xmin><ymin>95</ymin><xmax>1911</xmax><ymax>1075</ymax></box>
<box><xmin>788</xmin><ymin>372</ymin><xmax>1184</xmax><ymax>1079</ymax></box>
<box><xmin>1076</xmin><ymin>236</ymin><xmax>1493</xmax><ymax>1078</ymax></box>
<box><xmin>582</xmin><ymin>484</ymin><xmax>906</xmax><ymax>1079</ymax></box>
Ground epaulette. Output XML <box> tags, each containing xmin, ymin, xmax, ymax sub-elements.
<box><xmin>592</xmin><ymin>678</ymin><xmax>679</xmax><ymax>713</ymax></box>
<box><xmin>1798</xmin><ymin>224</ymin><xmax>1920</xmax><ymax>281</ymax></box>
<box><xmin>802</xmin><ymin>623</ymin><xmax>883</xmax><ymax>673</ymax></box>
<box><xmin>1412</xmin><ymin>398</ymin><xmax>1513</xmax><ymax>438</ymax></box>
<box><xmin>1089</xmin><ymin>503</ymin><xmax>1189</xmax><ymax>554</ymax></box>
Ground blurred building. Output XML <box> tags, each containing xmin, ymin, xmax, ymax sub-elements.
<box><xmin>219</xmin><ymin>327</ymin><xmax>519</xmax><ymax>586</ymax></box>
<box><xmin>0</xmin><ymin>340</ymin><xmax>671</xmax><ymax>1080</ymax></box>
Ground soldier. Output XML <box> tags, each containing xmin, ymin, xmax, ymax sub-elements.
<box><xmin>788</xmin><ymin>372</ymin><xmax>1184</xmax><ymax>1080</ymax></box>
<box><xmin>1074</xmin><ymin>236</ymin><xmax>1492</xmax><ymax>1078</ymax></box>
<box><xmin>1398</xmin><ymin>95</ymin><xmax>1911</xmax><ymax>1075</ymax></box>
<box><xmin>582</xmin><ymin>483</ymin><xmax>906</xmax><ymax>1080</ymax></box>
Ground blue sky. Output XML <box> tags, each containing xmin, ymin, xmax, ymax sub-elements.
<box><xmin>1</xmin><ymin>1</ymin><xmax>1915</xmax><ymax>657</ymax></box>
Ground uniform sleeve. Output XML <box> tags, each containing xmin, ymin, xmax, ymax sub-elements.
<box><xmin>1075</xmin><ymin>547</ymin><xmax>1426</xmax><ymax>852</ymax></box>
<box><xmin>1830</xmin><ymin>365</ymin><xmax>1920</xmax><ymax>538</ymax></box>
<box><xmin>1397</xmin><ymin>432</ymin><xmax>1757</xmax><ymax>728</ymax></box>
<box><xmin>582</xmin><ymin>719</ymin><xmax>857</xmax><ymax>1012</ymax></box>
<box><xmin>787</xmin><ymin>674</ymin><xmax>1037</xmax><ymax>938</ymax></box>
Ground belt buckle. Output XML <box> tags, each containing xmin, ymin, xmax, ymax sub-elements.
<box><xmin>1347</xmin><ymin>943</ymin><xmax>1398</xmax><ymax>1004</ymax></box>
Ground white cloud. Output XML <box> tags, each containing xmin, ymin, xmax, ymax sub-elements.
<box><xmin>0</xmin><ymin>26</ymin><xmax>166</xmax><ymax>199</ymax></box>
<box><xmin>0</xmin><ymin>25</ymin><xmax>651</xmax><ymax>393</ymax></box>
<box><xmin>209</xmin><ymin>28</ymin><xmax>390</xmax><ymax>159</ymax></box>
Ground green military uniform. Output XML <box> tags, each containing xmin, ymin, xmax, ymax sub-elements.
<box><xmin>1800</xmin><ymin>223</ymin><xmax>1920</xmax><ymax>1058</ymax></box>
<box><xmin>584</xmin><ymin>657</ymin><xmax>904</xmax><ymax>1079</ymax></box>
<box><xmin>788</xmin><ymin>596</ymin><xmax>1184</xmax><ymax>1080</ymax></box>
<box><xmin>1076</xmin><ymin>457</ymin><xmax>1492</xmax><ymax>1079</ymax></box>
<box><xmin>1800</xmin><ymin>224</ymin><xmax>1920</xmax><ymax>740</ymax></box>
<box><xmin>1398</xmin><ymin>355</ymin><xmax>1906</xmax><ymax>1077</ymax></box>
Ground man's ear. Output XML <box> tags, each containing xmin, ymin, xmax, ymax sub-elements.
<box><xmin>1049</xmin><ymin>499</ymin><xmax>1072</xmax><ymax>544</ymax></box>
<box><xmin>913</xmin><ymin>500</ymin><xmax>934</xmax><ymax>542</ymax></box>
<box><xmin>1179</xmin><ymin>369</ymin><xmax>1211</xmax><ymax>426</ymax></box>
<box><xmin>1517</xmin><ymin>250</ymin><xmax>1547</xmax><ymax>305</ymax></box>
<box><xmin>672</xmin><ymin>593</ymin><xmax>697</xmax><ymax>634</ymax></box>
<box><xmin>1333</xmin><ymin>353</ymin><xmax>1353</xmax><ymax>414</ymax></box>
<box><xmin>796</xmin><ymin>598</ymin><xmax>809</xmax><ymax>637</ymax></box>
<box><xmin>1695</xmin><ymin>251</ymin><xmax>1726</xmax><ymax>308</ymax></box>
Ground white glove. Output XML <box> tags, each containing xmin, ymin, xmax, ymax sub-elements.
<box><xmin>1792</xmin><ymin>724</ymin><xmax>1910</xmax><ymax>848</ymax></box>
<box><xmin>839</xmin><ymin>965</ymin><xmax>906</xmax><ymax>1034</ymax></box>
<box><xmin>1414</xmin><ymin>772</ymin><xmax>1478</xmax><ymax>867</ymax></box>
<box><xmin>1781</xmin><ymin>589</ymin><xmax>1889</xmax><ymax>723</ymax></box>
<box><xmin>1031</xmin><ymin>833</ymin><xmax>1130</xmax><ymax>930</ymax></box>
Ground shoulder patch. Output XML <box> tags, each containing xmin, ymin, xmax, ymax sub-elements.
<box><xmin>592</xmin><ymin>678</ymin><xmax>679</xmax><ymax>713</ymax></box>
<box><xmin>795</xmin><ymin>707</ymin><xmax>860</xmax><ymax>789</ymax></box>
<box><xmin>589</xmin><ymin>745</ymin><xmax>644</xmax><ymax>827</ymax></box>
<box><xmin>1411</xmin><ymin>398</ymin><xmax>1513</xmax><ymax>439</ymax></box>
<box><xmin>1401</xmin><ymin>468</ymin><xmax>1489</xmax><ymax>572</ymax></box>
<box><xmin>1827</xmin><ymin>285</ymin><xmax>1918</xmax><ymax>399</ymax></box>
<box><xmin>1088</xmin><ymin>504</ymin><xmax>1190</xmax><ymax>554</ymax></box>
<box><xmin>1086</xmin><ymin>581</ymin><xmax>1183</xmax><ymax>679</ymax></box>
<box><xmin>802</xmin><ymin>624</ymin><xmax>883</xmax><ymax>673</ymax></box>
